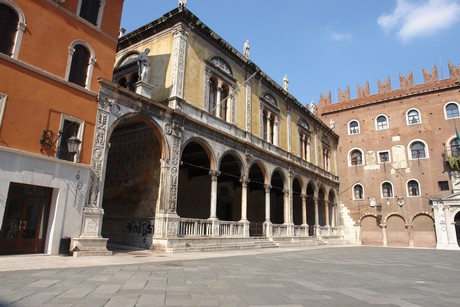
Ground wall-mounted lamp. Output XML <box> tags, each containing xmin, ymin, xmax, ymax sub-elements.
<box><xmin>40</xmin><ymin>129</ymin><xmax>81</xmax><ymax>156</ymax></box>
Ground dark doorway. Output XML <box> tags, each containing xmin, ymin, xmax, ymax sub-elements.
<box><xmin>0</xmin><ymin>183</ymin><xmax>52</xmax><ymax>255</ymax></box>
<box><xmin>248</xmin><ymin>163</ymin><xmax>265</xmax><ymax>236</ymax></box>
<box><xmin>270</xmin><ymin>170</ymin><xmax>285</xmax><ymax>224</ymax></box>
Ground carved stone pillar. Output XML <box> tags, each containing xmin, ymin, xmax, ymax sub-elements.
<box><xmin>273</xmin><ymin>116</ymin><xmax>279</xmax><ymax>146</ymax></box>
<box><xmin>169</xmin><ymin>24</ymin><xmax>188</xmax><ymax>106</ymax></box>
<box><xmin>240</xmin><ymin>176</ymin><xmax>250</xmax><ymax>222</ymax></box>
<box><xmin>209</xmin><ymin>170</ymin><xmax>220</xmax><ymax>220</ymax></box>
<box><xmin>266</xmin><ymin>111</ymin><xmax>272</xmax><ymax>143</ymax></box>
<box><xmin>72</xmin><ymin>97</ymin><xmax>112</xmax><ymax>256</ymax></box>
<box><xmin>246</xmin><ymin>77</ymin><xmax>252</xmax><ymax>134</ymax></box>
<box><xmin>325</xmin><ymin>200</ymin><xmax>330</xmax><ymax>227</ymax></box>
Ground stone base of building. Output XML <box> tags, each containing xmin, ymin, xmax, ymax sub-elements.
<box><xmin>150</xmin><ymin>237</ymin><xmax>278</xmax><ymax>253</ymax></box>
<box><xmin>71</xmin><ymin>237</ymin><xmax>112</xmax><ymax>256</ymax></box>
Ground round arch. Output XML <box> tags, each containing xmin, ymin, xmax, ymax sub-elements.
<box><xmin>101</xmin><ymin>114</ymin><xmax>166</xmax><ymax>248</ymax></box>
<box><xmin>181</xmin><ymin>137</ymin><xmax>217</xmax><ymax>171</ymax></box>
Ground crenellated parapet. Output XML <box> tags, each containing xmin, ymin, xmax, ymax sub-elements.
<box><xmin>318</xmin><ymin>62</ymin><xmax>460</xmax><ymax>113</ymax></box>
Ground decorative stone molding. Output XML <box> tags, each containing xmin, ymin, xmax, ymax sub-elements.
<box><xmin>170</xmin><ymin>25</ymin><xmax>188</xmax><ymax>100</ymax></box>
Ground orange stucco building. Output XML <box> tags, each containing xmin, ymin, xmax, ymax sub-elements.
<box><xmin>0</xmin><ymin>0</ymin><xmax>123</xmax><ymax>255</ymax></box>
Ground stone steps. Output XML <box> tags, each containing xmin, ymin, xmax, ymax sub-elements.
<box><xmin>159</xmin><ymin>238</ymin><xmax>279</xmax><ymax>253</ymax></box>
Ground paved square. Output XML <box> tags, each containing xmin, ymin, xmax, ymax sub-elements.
<box><xmin>0</xmin><ymin>246</ymin><xmax>459</xmax><ymax>306</ymax></box>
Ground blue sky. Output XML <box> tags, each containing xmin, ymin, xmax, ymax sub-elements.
<box><xmin>120</xmin><ymin>0</ymin><xmax>460</xmax><ymax>106</ymax></box>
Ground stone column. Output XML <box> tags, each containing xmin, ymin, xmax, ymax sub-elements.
<box><xmin>331</xmin><ymin>203</ymin><xmax>336</xmax><ymax>228</ymax></box>
<box><xmin>314</xmin><ymin>197</ymin><xmax>320</xmax><ymax>236</ymax></box>
<box><xmin>216</xmin><ymin>83</ymin><xmax>222</xmax><ymax>118</ymax></box>
<box><xmin>209</xmin><ymin>170</ymin><xmax>220</xmax><ymax>220</ymax></box>
<box><xmin>325</xmin><ymin>201</ymin><xmax>330</xmax><ymax>227</ymax></box>
<box><xmin>273</xmin><ymin>116</ymin><xmax>279</xmax><ymax>146</ymax></box>
<box><xmin>263</xmin><ymin>184</ymin><xmax>272</xmax><ymax>237</ymax></box>
<box><xmin>266</xmin><ymin>111</ymin><xmax>272</xmax><ymax>143</ymax></box>
<box><xmin>240</xmin><ymin>176</ymin><xmax>249</xmax><ymax>222</ymax></box>
<box><xmin>301</xmin><ymin>194</ymin><xmax>307</xmax><ymax>226</ymax></box>
<box><xmin>283</xmin><ymin>189</ymin><xmax>289</xmax><ymax>224</ymax></box>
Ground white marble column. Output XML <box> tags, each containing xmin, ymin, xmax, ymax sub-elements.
<box><xmin>301</xmin><ymin>194</ymin><xmax>307</xmax><ymax>226</ymax></box>
<box><xmin>240</xmin><ymin>176</ymin><xmax>249</xmax><ymax>222</ymax></box>
<box><xmin>325</xmin><ymin>201</ymin><xmax>330</xmax><ymax>227</ymax></box>
<box><xmin>283</xmin><ymin>189</ymin><xmax>289</xmax><ymax>224</ymax></box>
<box><xmin>264</xmin><ymin>184</ymin><xmax>271</xmax><ymax>222</ymax></box>
<box><xmin>209</xmin><ymin>170</ymin><xmax>220</xmax><ymax>220</ymax></box>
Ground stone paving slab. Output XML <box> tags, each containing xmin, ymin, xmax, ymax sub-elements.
<box><xmin>0</xmin><ymin>246</ymin><xmax>459</xmax><ymax>306</ymax></box>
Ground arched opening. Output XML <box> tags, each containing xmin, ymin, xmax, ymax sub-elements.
<box><xmin>248</xmin><ymin>163</ymin><xmax>266</xmax><ymax>236</ymax></box>
<box><xmin>328</xmin><ymin>190</ymin><xmax>336</xmax><ymax>226</ymax></box>
<box><xmin>455</xmin><ymin>212</ymin><xmax>460</xmax><ymax>246</ymax></box>
<box><xmin>102</xmin><ymin>118</ymin><xmax>162</xmax><ymax>249</ymax></box>
<box><xmin>177</xmin><ymin>142</ymin><xmax>211</xmax><ymax>219</ymax></box>
<box><xmin>292</xmin><ymin>178</ymin><xmax>302</xmax><ymax>226</ymax></box>
<box><xmin>217</xmin><ymin>154</ymin><xmax>242</xmax><ymax>221</ymax></box>
<box><xmin>270</xmin><ymin>170</ymin><xmax>285</xmax><ymax>224</ymax></box>
<box><xmin>412</xmin><ymin>214</ymin><xmax>436</xmax><ymax>248</ymax></box>
<box><xmin>386</xmin><ymin>215</ymin><xmax>409</xmax><ymax>246</ymax></box>
<box><xmin>361</xmin><ymin>216</ymin><xmax>382</xmax><ymax>245</ymax></box>
<box><xmin>306</xmin><ymin>183</ymin><xmax>315</xmax><ymax>236</ymax></box>
<box><xmin>318</xmin><ymin>188</ymin><xmax>326</xmax><ymax>226</ymax></box>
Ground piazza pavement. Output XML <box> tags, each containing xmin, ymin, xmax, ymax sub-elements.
<box><xmin>0</xmin><ymin>245</ymin><xmax>459</xmax><ymax>306</ymax></box>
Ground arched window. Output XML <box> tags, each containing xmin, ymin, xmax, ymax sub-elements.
<box><xmin>349</xmin><ymin>120</ymin><xmax>360</xmax><ymax>135</ymax></box>
<box><xmin>450</xmin><ymin>138</ymin><xmax>460</xmax><ymax>157</ymax></box>
<box><xmin>0</xmin><ymin>1</ymin><xmax>26</xmax><ymax>58</ymax></box>
<box><xmin>353</xmin><ymin>184</ymin><xmax>364</xmax><ymax>200</ymax></box>
<box><xmin>410</xmin><ymin>141</ymin><xmax>427</xmax><ymax>159</ymax></box>
<box><xmin>66</xmin><ymin>41</ymin><xmax>96</xmax><ymax>90</ymax></box>
<box><xmin>381</xmin><ymin>182</ymin><xmax>393</xmax><ymax>198</ymax></box>
<box><xmin>407</xmin><ymin>180</ymin><xmax>420</xmax><ymax>197</ymax></box>
<box><xmin>350</xmin><ymin>149</ymin><xmax>363</xmax><ymax>166</ymax></box>
<box><xmin>445</xmin><ymin>102</ymin><xmax>460</xmax><ymax>119</ymax></box>
<box><xmin>78</xmin><ymin>0</ymin><xmax>105</xmax><ymax>27</ymax></box>
<box><xmin>209</xmin><ymin>78</ymin><xmax>217</xmax><ymax>116</ymax></box>
<box><xmin>376</xmin><ymin>115</ymin><xmax>388</xmax><ymax>130</ymax></box>
<box><xmin>407</xmin><ymin>109</ymin><xmax>420</xmax><ymax>125</ymax></box>
<box><xmin>205</xmin><ymin>57</ymin><xmax>235</xmax><ymax>124</ymax></box>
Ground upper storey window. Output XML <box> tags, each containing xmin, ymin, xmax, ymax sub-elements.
<box><xmin>66</xmin><ymin>41</ymin><xmax>96</xmax><ymax>90</ymax></box>
<box><xmin>376</xmin><ymin>115</ymin><xmax>389</xmax><ymax>130</ymax></box>
<box><xmin>78</xmin><ymin>0</ymin><xmax>105</xmax><ymax>27</ymax></box>
<box><xmin>445</xmin><ymin>102</ymin><xmax>460</xmax><ymax>119</ymax></box>
<box><xmin>322</xmin><ymin>135</ymin><xmax>331</xmax><ymax>171</ymax></box>
<box><xmin>298</xmin><ymin>119</ymin><xmax>311</xmax><ymax>162</ymax></box>
<box><xmin>260</xmin><ymin>93</ymin><xmax>279</xmax><ymax>146</ymax></box>
<box><xmin>0</xmin><ymin>1</ymin><xmax>26</xmax><ymax>59</ymax></box>
<box><xmin>205</xmin><ymin>57</ymin><xmax>235</xmax><ymax>124</ymax></box>
<box><xmin>348</xmin><ymin>120</ymin><xmax>360</xmax><ymax>135</ymax></box>
<box><xmin>406</xmin><ymin>109</ymin><xmax>420</xmax><ymax>125</ymax></box>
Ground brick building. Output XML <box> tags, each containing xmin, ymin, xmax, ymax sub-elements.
<box><xmin>318</xmin><ymin>63</ymin><xmax>460</xmax><ymax>248</ymax></box>
<box><xmin>0</xmin><ymin>0</ymin><xmax>123</xmax><ymax>255</ymax></box>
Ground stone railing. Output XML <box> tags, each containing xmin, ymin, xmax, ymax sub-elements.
<box><xmin>219</xmin><ymin>220</ymin><xmax>245</xmax><ymax>237</ymax></box>
<box><xmin>271</xmin><ymin>224</ymin><xmax>289</xmax><ymax>237</ymax></box>
<box><xmin>292</xmin><ymin>225</ymin><xmax>309</xmax><ymax>237</ymax></box>
<box><xmin>178</xmin><ymin>218</ymin><xmax>212</xmax><ymax>237</ymax></box>
<box><xmin>316</xmin><ymin>226</ymin><xmax>338</xmax><ymax>237</ymax></box>
<box><xmin>177</xmin><ymin>218</ymin><xmax>246</xmax><ymax>237</ymax></box>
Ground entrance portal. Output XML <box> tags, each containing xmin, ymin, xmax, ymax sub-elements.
<box><xmin>0</xmin><ymin>183</ymin><xmax>52</xmax><ymax>255</ymax></box>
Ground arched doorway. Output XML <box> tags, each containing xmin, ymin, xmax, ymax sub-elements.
<box><xmin>177</xmin><ymin>141</ymin><xmax>212</xmax><ymax>219</ymax></box>
<box><xmin>412</xmin><ymin>214</ymin><xmax>436</xmax><ymax>248</ymax></box>
<box><xmin>102</xmin><ymin>118</ymin><xmax>162</xmax><ymax>248</ymax></box>
<box><xmin>292</xmin><ymin>178</ymin><xmax>302</xmax><ymax>226</ymax></box>
<box><xmin>217</xmin><ymin>154</ymin><xmax>242</xmax><ymax>221</ymax></box>
<box><xmin>386</xmin><ymin>215</ymin><xmax>409</xmax><ymax>246</ymax></box>
<box><xmin>248</xmin><ymin>163</ymin><xmax>266</xmax><ymax>236</ymax></box>
<box><xmin>270</xmin><ymin>170</ymin><xmax>285</xmax><ymax>225</ymax></box>
<box><xmin>455</xmin><ymin>212</ymin><xmax>460</xmax><ymax>247</ymax></box>
<box><xmin>361</xmin><ymin>215</ymin><xmax>382</xmax><ymax>245</ymax></box>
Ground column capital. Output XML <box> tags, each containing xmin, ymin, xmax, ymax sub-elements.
<box><xmin>301</xmin><ymin>194</ymin><xmax>307</xmax><ymax>200</ymax></box>
<box><xmin>209</xmin><ymin>170</ymin><xmax>221</xmax><ymax>179</ymax></box>
<box><xmin>264</xmin><ymin>184</ymin><xmax>272</xmax><ymax>192</ymax></box>
<box><xmin>240</xmin><ymin>175</ymin><xmax>250</xmax><ymax>186</ymax></box>
<box><xmin>283</xmin><ymin>189</ymin><xmax>289</xmax><ymax>197</ymax></box>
